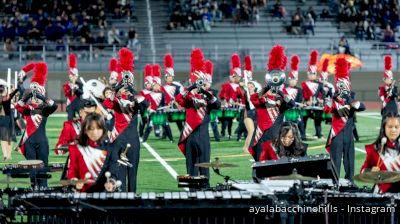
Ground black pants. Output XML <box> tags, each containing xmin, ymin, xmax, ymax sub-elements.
<box><xmin>210</xmin><ymin>121</ymin><xmax>220</xmax><ymax>141</ymax></box>
<box><xmin>220</xmin><ymin>117</ymin><xmax>233</xmax><ymax>137</ymax></box>
<box><xmin>185</xmin><ymin>123</ymin><xmax>211</xmax><ymax>187</ymax></box>
<box><xmin>66</xmin><ymin>99</ymin><xmax>80</xmax><ymax>121</ymax></box>
<box><xmin>24</xmin><ymin>139</ymin><xmax>49</xmax><ymax>187</ymax></box>
<box><xmin>303</xmin><ymin>110</ymin><xmax>323</xmax><ymax>138</ymax></box>
<box><xmin>236</xmin><ymin>110</ymin><xmax>247</xmax><ymax>141</ymax></box>
<box><xmin>329</xmin><ymin>124</ymin><xmax>355</xmax><ymax>181</ymax></box>
<box><xmin>143</xmin><ymin>118</ymin><xmax>173</xmax><ymax>142</ymax></box>
<box><xmin>139</xmin><ymin>116</ymin><xmax>148</xmax><ymax>137</ymax></box>
<box><xmin>111</xmin><ymin>124</ymin><xmax>141</xmax><ymax>192</ymax></box>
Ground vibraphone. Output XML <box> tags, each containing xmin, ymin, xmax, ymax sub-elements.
<box><xmin>4</xmin><ymin>189</ymin><xmax>400</xmax><ymax>224</ymax></box>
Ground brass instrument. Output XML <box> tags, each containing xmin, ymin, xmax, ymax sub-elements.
<box><xmin>117</xmin><ymin>144</ymin><xmax>132</xmax><ymax>167</ymax></box>
<box><xmin>265</xmin><ymin>69</ymin><xmax>285</xmax><ymax>93</ymax></box>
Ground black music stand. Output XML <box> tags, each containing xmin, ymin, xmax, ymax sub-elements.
<box><xmin>252</xmin><ymin>155</ymin><xmax>339</xmax><ymax>184</ymax></box>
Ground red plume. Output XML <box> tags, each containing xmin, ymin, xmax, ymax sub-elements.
<box><xmin>290</xmin><ymin>55</ymin><xmax>299</xmax><ymax>71</ymax></box>
<box><xmin>22</xmin><ymin>63</ymin><xmax>35</xmax><ymax>73</ymax></box>
<box><xmin>335</xmin><ymin>57</ymin><xmax>349</xmax><ymax>79</ymax></box>
<box><xmin>309</xmin><ymin>50</ymin><xmax>318</xmax><ymax>66</ymax></box>
<box><xmin>190</xmin><ymin>48</ymin><xmax>204</xmax><ymax>72</ymax></box>
<box><xmin>69</xmin><ymin>53</ymin><xmax>77</xmax><ymax>68</ymax></box>
<box><xmin>384</xmin><ymin>55</ymin><xmax>392</xmax><ymax>70</ymax></box>
<box><xmin>231</xmin><ymin>54</ymin><xmax>241</xmax><ymax>69</ymax></box>
<box><xmin>164</xmin><ymin>53</ymin><xmax>174</xmax><ymax>69</ymax></box>
<box><xmin>31</xmin><ymin>62</ymin><xmax>47</xmax><ymax>86</ymax></box>
<box><xmin>322</xmin><ymin>58</ymin><xmax>329</xmax><ymax>72</ymax></box>
<box><xmin>204</xmin><ymin>60</ymin><xmax>213</xmax><ymax>75</ymax></box>
<box><xmin>244</xmin><ymin>55</ymin><xmax>252</xmax><ymax>71</ymax></box>
<box><xmin>152</xmin><ymin>64</ymin><xmax>161</xmax><ymax>78</ymax></box>
<box><xmin>144</xmin><ymin>64</ymin><xmax>152</xmax><ymax>76</ymax></box>
<box><xmin>267</xmin><ymin>45</ymin><xmax>287</xmax><ymax>71</ymax></box>
<box><xmin>109</xmin><ymin>58</ymin><xmax>118</xmax><ymax>72</ymax></box>
<box><xmin>119</xmin><ymin>47</ymin><xmax>134</xmax><ymax>72</ymax></box>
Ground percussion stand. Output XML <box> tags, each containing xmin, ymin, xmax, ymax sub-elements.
<box><xmin>69</xmin><ymin>195</ymin><xmax>107</xmax><ymax>219</ymax></box>
<box><xmin>211</xmin><ymin>167</ymin><xmax>237</xmax><ymax>185</ymax></box>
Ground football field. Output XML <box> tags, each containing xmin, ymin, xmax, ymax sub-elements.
<box><xmin>0</xmin><ymin>111</ymin><xmax>382</xmax><ymax>192</ymax></box>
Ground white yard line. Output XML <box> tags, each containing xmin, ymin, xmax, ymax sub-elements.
<box><xmin>141</xmin><ymin>141</ymin><xmax>179</xmax><ymax>180</ymax></box>
<box><xmin>355</xmin><ymin>147</ymin><xmax>366</xmax><ymax>154</ymax></box>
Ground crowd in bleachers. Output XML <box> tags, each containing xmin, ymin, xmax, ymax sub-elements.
<box><xmin>338</xmin><ymin>0</ymin><xmax>399</xmax><ymax>44</ymax></box>
<box><xmin>0</xmin><ymin>0</ymin><xmax>137</xmax><ymax>59</ymax></box>
<box><xmin>167</xmin><ymin>0</ymin><xmax>267</xmax><ymax>31</ymax></box>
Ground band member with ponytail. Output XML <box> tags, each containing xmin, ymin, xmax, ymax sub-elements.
<box><xmin>249</xmin><ymin>45</ymin><xmax>294</xmax><ymax>161</ymax></box>
<box><xmin>260</xmin><ymin>122</ymin><xmax>307</xmax><ymax>160</ymax></box>
<box><xmin>325</xmin><ymin>57</ymin><xmax>365</xmax><ymax>181</ymax></box>
<box><xmin>67</xmin><ymin>112</ymin><xmax>112</xmax><ymax>192</ymax></box>
<box><xmin>176</xmin><ymin>48</ymin><xmax>221</xmax><ymax>186</ymax></box>
<box><xmin>301</xmin><ymin>50</ymin><xmax>325</xmax><ymax>139</ymax></box>
<box><xmin>104</xmin><ymin>48</ymin><xmax>140</xmax><ymax>192</ymax></box>
<box><xmin>142</xmin><ymin>64</ymin><xmax>173</xmax><ymax>143</ymax></box>
<box><xmin>15</xmin><ymin>62</ymin><xmax>58</xmax><ymax>187</ymax></box>
<box><xmin>64</xmin><ymin>53</ymin><xmax>83</xmax><ymax>120</ymax></box>
<box><xmin>283</xmin><ymin>55</ymin><xmax>306</xmax><ymax>140</ymax></box>
<box><xmin>361</xmin><ymin>112</ymin><xmax>400</xmax><ymax>193</ymax></box>
<box><xmin>379</xmin><ymin>55</ymin><xmax>398</xmax><ymax>117</ymax></box>
<box><xmin>240</xmin><ymin>55</ymin><xmax>260</xmax><ymax>151</ymax></box>
<box><xmin>219</xmin><ymin>54</ymin><xmax>243</xmax><ymax>139</ymax></box>
<box><xmin>0</xmin><ymin>80</ymin><xmax>19</xmax><ymax>161</ymax></box>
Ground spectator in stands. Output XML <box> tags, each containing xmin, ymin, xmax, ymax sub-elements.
<box><xmin>219</xmin><ymin>0</ymin><xmax>232</xmax><ymax>19</ymax></box>
<box><xmin>303</xmin><ymin>13</ymin><xmax>315</xmax><ymax>35</ymax></box>
<box><xmin>383</xmin><ymin>24</ymin><xmax>395</xmax><ymax>42</ymax></box>
<box><xmin>3</xmin><ymin>38</ymin><xmax>15</xmax><ymax>59</ymax></box>
<box><xmin>307</xmin><ymin>6</ymin><xmax>317</xmax><ymax>21</ymax></box>
<box><xmin>355</xmin><ymin>21</ymin><xmax>365</xmax><ymax>40</ymax></box>
<box><xmin>202</xmin><ymin>8</ymin><xmax>212</xmax><ymax>31</ymax></box>
<box><xmin>337</xmin><ymin>36</ymin><xmax>351</xmax><ymax>55</ymax></box>
<box><xmin>320</xmin><ymin>8</ymin><xmax>331</xmax><ymax>19</ymax></box>
<box><xmin>210</xmin><ymin>1</ymin><xmax>222</xmax><ymax>24</ymax></box>
<box><xmin>365</xmin><ymin>21</ymin><xmax>377</xmax><ymax>40</ymax></box>
<box><xmin>107</xmin><ymin>25</ymin><xmax>121</xmax><ymax>45</ymax></box>
<box><xmin>291</xmin><ymin>13</ymin><xmax>302</xmax><ymax>35</ymax></box>
<box><xmin>272</xmin><ymin>0</ymin><xmax>287</xmax><ymax>19</ymax></box>
<box><xmin>127</xmin><ymin>29</ymin><xmax>141</xmax><ymax>54</ymax></box>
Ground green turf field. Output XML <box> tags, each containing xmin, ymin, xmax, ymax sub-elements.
<box><xmin>0</xmin><ymin>112</ymin><xmax>382</xmax><ymax>192</ymax></box>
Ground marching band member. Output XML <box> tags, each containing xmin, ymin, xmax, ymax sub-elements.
<box><xmin>54</xmin><ymin>99</ymin><xmax>97</xmax><ymax>155</ymax></box>
<box><xmin>240</xmin><ymin>55</ymin><xmax>259</xmax><ymax>151</ymax></box>
<box><xmin>361</xmin><ymin>112</ymin><xmax>400</xmax><ymax>193</ymax></box>
<box><xmin>104</xmin><ymin>48</ymin><xmax>140</xmax><ymax>192</ymax></box>
<box><xmin>138</xmin><ymin>64</ymin><xmax>153</xmax><ymax>138</ymax></box>
<box><xmin>15</xmin><ymin>62</ymin><xmax>58</xmax><ymax>187</ymax></box>
<box><xmin>67</xmin><ymin>112</ymin><xmax>112</xmax><ymax>192</ymax></box>
<box><xmin>248</xmin><ymin>45</ymin><xmax>294</xmax><ymax>161</ymax></box>
<box><xmin>142</xmin><ymin>64</ymin><xmax>173</xmax><ymax>143</ymax></box>
<box><xmin>219</xmin><ymin>54</ymin><xmax>243</xmax><ymax>139</ymax></box>
<box><xmin>260</xmin><ymin>122</ymin><xmax>307</xmax><ymax>160</ymax></box>
<box><xmin>301</xmin><ymin>50</ymin><xmax>325</xmax><ymax>139</ymax></box>
<box><xmin>378</xmin><ymin>55</ymin><xmax>398</xmax><ymax>117</ymax></box>
<box><xmin>176</xmin><ymin>48</ymin><xmax>221</xmax><ymax>187</ymax></box>
<box><xmin>319</xmin><ymin>58</ymin><xmax>334</xmax><ymax>124</ymax></box>
<box><xmin>283</xmin><ymin>55</ymin><xmax>306</xmax><ymax>140</ymax></box>
<box><xmin>162</xmin><ymin>53</ymin><xmax>184</xmax><ymax>132</ymax></box>
<box><xmin>204</xmin><ymin>60</ymin><xmax>221</xmax><ymax>142</ymax></box>
<box><xmin>63</xmin><ymin>53</ymin><xmax>83</xmax><ymax>120</ymax></box>
<box><xmin>325</xmin><ymin>57</ymin><xmax>366</xmax><ymax>181</ymax></box>
<box><xmin>0</xmin><ymin>80</ymin><xmax>19</xmax><ymax>161</ymax></box>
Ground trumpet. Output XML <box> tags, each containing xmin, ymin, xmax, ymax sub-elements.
<box><xmin>117</xmin><ymin>143</ymin><xmax>132</xmax><ymax>167</ymax></box>
<box><xmin>265</xmin><ymin>69</ymin><xmax>285</xmax><ymax>92</ymax></box>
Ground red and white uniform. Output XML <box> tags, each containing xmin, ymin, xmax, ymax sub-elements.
<box><xmin>55</xmin><ymin>119</ymin><xmax>81</xmax><ymax>154</ymax></box>
<box><xmin>361</xmin><ymin>142</ymin><xmax>400</xmax><ymax>193</ymax></box>
<box><xmin>103</xmin><ymin>95</ymin><xmax>132</xmax><ymax>142</ymax></box>
<box><xmin>63</xmin><ymin>82</ymin><xmax>79</xmax><ymax>106</ymax></box>
<box><xmin>219</xmin><ymin>82</ymin><xmax>244</xmax><ymax>105</ymax></box>
<box><xmin>145</xmin><ymin>90</ymin><xmax>165</xmax><ymax>112</ymax></box>
<box><xmin>67</xmin><ymin>141</ymin><xmax>107</xmax><ymax>192</ymax></box>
